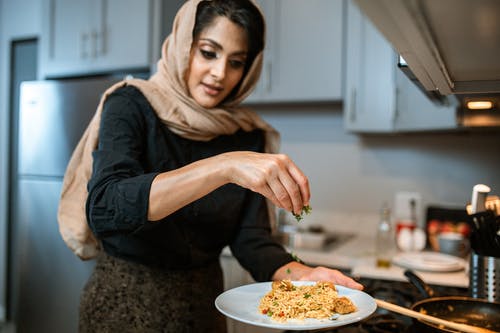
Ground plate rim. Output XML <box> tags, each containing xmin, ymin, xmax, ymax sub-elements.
<box><xmin>215</xmin><ymin>281</ymin><xmax>377</xmax><ymax>330</ymax></box>
<box><xmin>392</xmin><ymin>251</ymin><xmax>466</xmax><ymax>272</ymax></box>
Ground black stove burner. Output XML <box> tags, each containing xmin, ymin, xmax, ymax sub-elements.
<box><xmin>362</xmin><ymin>279</ymin><xmax>419</xmax><ymax>309</ymax></box>
<box><xmin>360</xmin><ymin>314</ymin><xmax>408</xmax><ymax>333</ymax></box>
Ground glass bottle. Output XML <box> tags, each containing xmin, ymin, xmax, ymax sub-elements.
<box><xmin>376</xmin><ymin>203</ymin><xmax>394</xmax><ymax>268</ymax></box>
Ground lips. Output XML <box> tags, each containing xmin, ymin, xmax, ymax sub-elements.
<box><xmin>202</xmin><ymin>82</ymin><xmax>223</xmax><ymax>96</ymax></box>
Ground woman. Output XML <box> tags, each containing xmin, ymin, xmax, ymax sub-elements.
<box><xmin>61</xmin><ymin>0</ymin><xmax>362</xmax><ymax>331</ymax></box>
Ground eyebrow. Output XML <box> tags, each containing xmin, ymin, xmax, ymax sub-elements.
<box><xmin>198</xmin><ymin>38</ymin><xmax>248</xmax><ymax>57</ymax></box>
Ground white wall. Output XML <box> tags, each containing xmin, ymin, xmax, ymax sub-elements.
<box><xmin>0</xmin><ymin>0</ymin><xmax>42</xmax><ymax>322</ymax></box>
<box><xmin>258</xmin><ymin>104</ymin><xmax>500</xmax><ymax>233</ymax></box>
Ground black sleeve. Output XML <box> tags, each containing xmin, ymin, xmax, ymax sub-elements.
<box><xmin>86</xmin><ymin>88</ymin><xmax>159</xmax><ymax>237</ymax></box>
<box><xmin>229</xmin><ymin>192</ymin><xmax>294</xmax><ymax>282</ymax></box>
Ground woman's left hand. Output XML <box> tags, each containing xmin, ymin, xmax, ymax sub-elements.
<box><xmin>298</xmin><ymin>266</ymin><xmax>364</xmax><ymax>290</ymax></box>
<box><xmin>273</xmin><ymin>262</ymin><xmax>364</xmax><ymax>290</ymax></box>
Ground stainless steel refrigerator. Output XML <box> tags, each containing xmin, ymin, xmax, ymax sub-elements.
<box><xmin>12</xmin><ymin>76</ymin><xmax>124</xmax><ymax>332</ymax></box>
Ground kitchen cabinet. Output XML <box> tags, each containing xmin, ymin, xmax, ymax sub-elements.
<box><xmin>343</xmin><ymin>0</ymin><xmax>458</xmax><ymax>133</ymax></box>
<box><xmin>246</xmin><ymin>0</ymin><xmax>344</xmax><ymax>103</ymax></box>
<box><xmin>40</xmin><ymin>0</ymin><xmax>153</xmax><ymax>78</ymax></box>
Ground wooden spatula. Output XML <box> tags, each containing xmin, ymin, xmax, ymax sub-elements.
<box><xmin>375</xmin><ymin>298</ymin><xmax>499</xmax><ymax>333</ymax></box>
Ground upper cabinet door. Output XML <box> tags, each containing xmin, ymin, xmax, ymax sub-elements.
<box><xmin>343</xmin><ymin>0</ymin><xmax>396</xmax><ymax>132</ymax></box>
<box><xmin>246</xmin><ymin>0</ymin><xmax>344</xmax><ymax>103</ymax></box>
<box><xmin>39</xmin><ymin>0</ymin><xmax>94</xmax><ymax>78</ymax></box>
<box><xmin>343</xmin><ymin>0</ymin><xmax>458</xmax><ymax>133</ymax></box>
<box><xmin>40</xmin><ymin>0</ymin><xmax>152</xmax><ymax>78</ymax></box>
<box><xmin>92</xmin><ymin>0</ymin><xmax>151</xmax><ymax>71</ymax></box>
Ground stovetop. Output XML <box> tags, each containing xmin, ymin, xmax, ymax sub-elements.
<box><xmin>283</xmin><ymin>276</ymin><xmax>469</xmax><ymax>333</ymax></box>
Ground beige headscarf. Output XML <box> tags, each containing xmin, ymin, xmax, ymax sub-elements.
<box><xmin>58</xmin><ymin>0</ymin><xmax>280</xmax><ymax>260</ymax></box>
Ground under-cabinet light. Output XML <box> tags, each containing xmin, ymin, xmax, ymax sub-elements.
<box><xmin>466</xmin><ymin>100</ymin><xmax>494</xmax><ymax>110</ymax></box>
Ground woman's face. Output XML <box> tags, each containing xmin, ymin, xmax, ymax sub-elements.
<box><xmin>186</xmin><ymin>16</ymin><xmax>248</xmax><ymax>108</ymax></box>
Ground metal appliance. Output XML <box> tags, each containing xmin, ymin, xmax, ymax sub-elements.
<box><xmin>355</xmin><ymin>0</ymin><xmax>500</xmax><ymax>128</ymax></box>
<box><xmin>11</xmin><ymin>76</ymin><xmax>126</xmax><ymax>332</ymax></box>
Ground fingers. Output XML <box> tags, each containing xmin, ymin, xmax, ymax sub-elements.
<box><xmin>285</xmin><ymin>161</ymin><xmax>310</xmax><ymax>211</ymax></box>
<box><xmin>299</xmin><ymin>267</ymin><xmax>364</xmax><ymax>290</ymax></box>
<box><xmin>273</xmin><ymin>172</ymin><xmax>299</xmax><ymax>213</ymax></box>
<box><xmin>227</xmin><ymin>152</ymin><xmax>310</xmax><ymax>214</ymax></box>
<box><xmin>262</xmin><ymin>182</ymin><xmax>288</xmax><ymax>210</ymax></box>
<box><xmin>335</xmin><ymin>273</ymin><xmax>364</xmax><ymax>290</ymax></box>
<box><xmin>346</xmin><ymin>279</ymin><xmax>364</xmax><ymax>291</ymax></box>
<box><xmin>273</xmin><ymin>154</ymin><xmax>310</xmax><ymax>214</ymax></box>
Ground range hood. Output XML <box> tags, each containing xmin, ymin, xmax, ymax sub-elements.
<box><xmin>354</xmin><ymin>0</ymin><xmax>500</xmax><ymax>126</ymax></box>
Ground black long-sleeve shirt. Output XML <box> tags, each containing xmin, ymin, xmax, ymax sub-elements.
<box><xmin>86</xmin><ymin>86</ymin><xmax>293</xmax><ymax>281</ymax></box>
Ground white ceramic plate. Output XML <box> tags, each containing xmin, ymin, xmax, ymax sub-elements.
<box><xmin>392</xmin><ymin>251</ymin><xmax>466</xmax><ymax>272</ymax></box>
<box><xmin>215</xmin><ymin>281</ymin><xmax>376</xmax><ymax>331</ymax></box>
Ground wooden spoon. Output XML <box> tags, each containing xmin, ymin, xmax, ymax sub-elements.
<box><xmin>375</xmin><ymin>298</ymin><xmax>499</xmax><ymax>333</ymax></box>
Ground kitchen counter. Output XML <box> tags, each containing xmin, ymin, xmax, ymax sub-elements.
<box><xmin>222</xmin><ymin>234</ymin><xmax>469</xmax><ymax>288</ymax></box>
<box><xmin>292</xmin><ymin>234</ymin><xmax>469</xmax><ymax>288</ymax></box>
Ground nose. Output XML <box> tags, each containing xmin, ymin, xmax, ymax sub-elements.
<box><xmin>210</xmin><ymin>58</ymin><xmax>226</xmax><ymax>81</ymax></box>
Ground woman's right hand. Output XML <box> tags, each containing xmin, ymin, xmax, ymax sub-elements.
<box><xmin>220</xmin><ymin>151</ymin><xmax>310</xmax><ymax>215</ymax></box>
<box><xmin>148</xmin><ymin>151</ymin><xmax>309</xmax><ymax>221</ymax></box>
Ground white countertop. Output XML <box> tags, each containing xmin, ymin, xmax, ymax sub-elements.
<box><xmin>284</xmin><ymin>234</ymin><xmax>469</xmax><ymax>288</ymax></box>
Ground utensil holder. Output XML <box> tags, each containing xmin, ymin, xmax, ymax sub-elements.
<box><xmin>468</xmin><ymin>211</ymin><xmax>500</xmax><ymax>256</ymax></box>
<box><xmin>469</xmin><ymin>252</ymin><xmax>500</xmax><ymax>302</ymax></box>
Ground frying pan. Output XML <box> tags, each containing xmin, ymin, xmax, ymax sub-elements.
<box><xmin>404</xmin><ymin>270</ymin><xmax>500</xmax><ymax>333</ymax></box>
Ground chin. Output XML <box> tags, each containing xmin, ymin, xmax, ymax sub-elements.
<box><xmin>196</xmin><ymin>99</ymin><xmax>218</xmax><ymax>109</ymax></box>
<box><xmin>194</xmin><ymin>95</ymin><xmax>223</xmax><ymax>109</ymax></box>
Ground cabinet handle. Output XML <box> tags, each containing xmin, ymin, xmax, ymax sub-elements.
<box><xmin>80</xmin><ymin>32</ymin><xmax>89</xmax><ymax>59</ymax></box>
<box><xmin>349</xmin><ymin>88</ymin><xmax>357</xmax><ymax>122</ymax></box>
<box><xmin>265</xmin><ymin>62</ymin><xmax>272</xmax><ymax>93</ymax></box>
<box><xmin>100</xmin><ymin>26</ymin><xmax>107</xmax><ymax>56</ymax></box>
<box><xmin>100</xmin><ymin>0</ymin><xmax>108</xmax><ymax>56</ymax></box>
<box><xmin>90</xmin><ymin>30</ymin><xmax>98</xmax><ymax>58</ymax></box>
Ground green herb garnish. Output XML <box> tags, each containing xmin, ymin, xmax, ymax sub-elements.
<box><xmin>291</xmin><ymin>252</ymin><xmax>303</xmax><ymax>263</ymax></box>
<box><xmin>286</xmin><ymin>268</ymin><xmax>291</xmax><ymax>274</ymax></box>
<box><xmin>293</xmin><ymin>205</ymin><xmax>312</xmax><ymax>222</ymax></box>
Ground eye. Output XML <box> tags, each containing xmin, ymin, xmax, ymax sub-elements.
<box><xmin>229</xmin><ymin>59</ymin><xmax>246</xmax><ymax>69</ymax></box>
<box><xmin>200</xmin><ymin>49</ymin><xmax>217</xmax><ymax>59</ymax></box>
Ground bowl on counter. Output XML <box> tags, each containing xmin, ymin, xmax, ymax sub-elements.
<box><xmin>292</xmin><ymin>231</ymin><xmax>328</xmax><ymax>250</ymax></box>
<box><xmin>273</xmin><ymin>224</ymin><xmax>328</xmax><ymax>251</ymax></box>
<box><xmin>274</xmin><ymin>226</ymin><xmax>358</xmax><ymax>252</ymax></box>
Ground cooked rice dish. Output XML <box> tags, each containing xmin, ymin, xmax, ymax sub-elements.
<box><xmin>258</xmin><ymin>280</ymin><xmax>356</xmax><ymax>322</ymax></box>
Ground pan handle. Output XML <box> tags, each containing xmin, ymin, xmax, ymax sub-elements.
<box><xmin>404</xmin><ymin>269</ymin><xmax>436</xmax><ymax>298</ymax></box>
<box><xmin>375</xmin><ymin>298</ymin><xmax>498</xmax><ymax>333</ymax></box>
